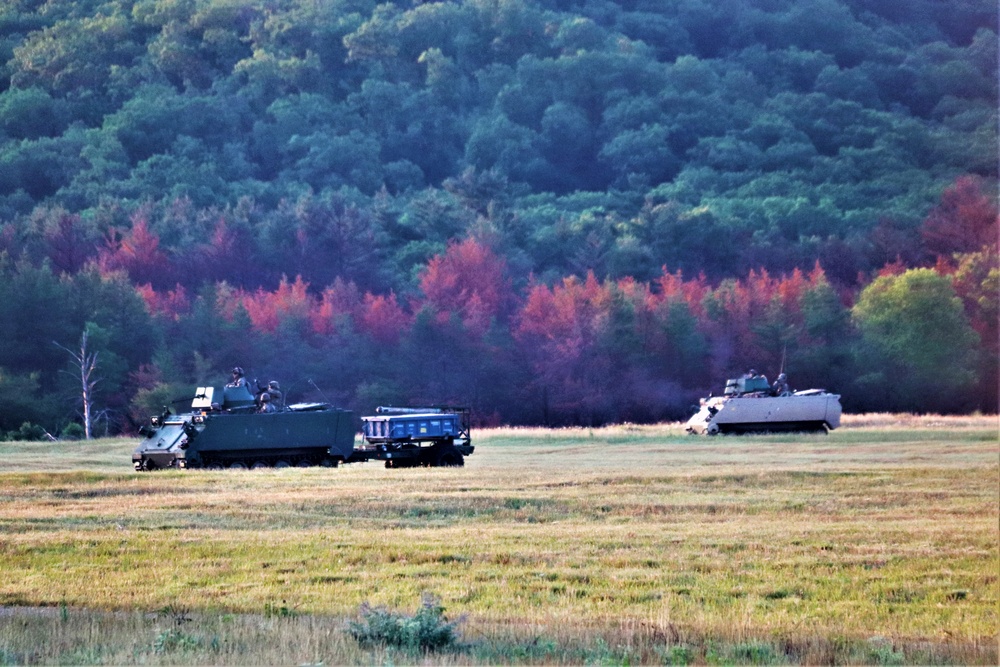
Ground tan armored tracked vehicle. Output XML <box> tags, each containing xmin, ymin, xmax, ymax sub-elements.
<box><xmin>686</xmin><ymin>375</ymin><xmax>842</xmax><ymax>435</ymax></box>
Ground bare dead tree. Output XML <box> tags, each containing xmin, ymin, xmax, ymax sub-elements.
<box><xmin>55</xmin><ymin>329</ymin><xmax>101</xmax><ymax>440</ymax></box>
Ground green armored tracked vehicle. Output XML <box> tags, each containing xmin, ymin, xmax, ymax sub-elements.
<box><xmin>132</xmin><ymin>384</ymin><xmax>356</xmax><ymax>470</ymax></box>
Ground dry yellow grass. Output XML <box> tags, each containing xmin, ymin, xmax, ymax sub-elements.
<box><xmin>0</xmin><ymin>416</ymin><xmax>997</xmax><ymax>663</ymax></box>
<box><xmin>840</xmin><ymin>412</ymin><xmax>1000</xmax><ymax>430</ymax></box>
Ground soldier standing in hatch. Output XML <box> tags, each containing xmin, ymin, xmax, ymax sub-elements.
<box><xmin>258</xmin><ymin>391</ymin><xmax>277</xmax><ymax>413</ymax></box>
<box><xmin>267</xmin><ymin>380</ymin><xmax>284</xmax><ymax>410</ymax></box>
<box><xmin>772</xmin><ymin>372</ymin><xmax>790</xmax><ymax>396</ymax></box>
<box><xmin>227</xmin><ymin>366</ymin><xmax>250</xmax><ymax>388</ymax></box>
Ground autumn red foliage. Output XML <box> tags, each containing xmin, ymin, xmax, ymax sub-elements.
<box><xmin>359</xmin><ymin>292</ymin><xmax>408</xmax><ymax>346</ymax></box>
<box><xmin>311</xmin><ymin>278</ymin><xmax>364</xmax><ymax>336</ymax></box>
<box><xmin>921</xmin><ymin>176</ymin><xmax>999</xmax><ymax>257</ymax></box>
<box><xmin>122</xmin><ymin>184</ymin><xmax>992</xmax><ymax>424</ymax></box>
<box><xmin>240</xmin><ymin>276</ymin><xmax>311</xmax><ymax>333</ymax></box>
<box><xmin>136</xmin><ymin>283</ymin><xmax>190</xmax><ymax>320</ymax></box>
<box><xmin>196</xmin><ymin>217</ymin><xmax>259</xmax><ymax>287</ymax></box>
<box><xmin>418</xmin><ymin>238</ymin><xmax>514</xmax><ymax>336</ymax></box>
<box><xmin>97</xmin><ymin>214</ymin><xmax>172</xmax><ymax>288</ymax></box>
<box><xmin>42</xmin><ymin>211</ymin><xmax>95</xmax><ymax>274</ymax></box>
<box><xmin>654</xmin><ymin>268</ymin><xmax>709</xmax><ymax>316</ymax></box>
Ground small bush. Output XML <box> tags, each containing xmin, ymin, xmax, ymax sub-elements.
<box><xmin>60</xmin><ymin>423</ymin><xmax>85</xmax><ymax>440</ymax></box>
<box><xmin>348</xmin><ymin>594</ymin><xmax>459</xmax><ymax>652</ymax></box>
<box><xmin>264</xmin><ymin>600</ymin><xmax>297</xmax><ymax>617</ymax></box>
<box><xmin>7</xmin><ymin>422</ymin><xmax>48</xmax><ymax>442</ymax></box>
<box><xmin>661</xmin><ymin>644</ymin><xmax>695</xmax><ymax>665</ymax></box>
<box><xmin>866</xmin><ymin>637</ymin><xmax>906</xmax><ymax>666</ymax></box>
<box><xmin>720</xmin><ymin>641</ymin><xmax>785</xmax><ymax>665</ymax></box>
<box><xmin>153</xmin><ymin>628</ymin><xmax>201</xmax><ymax>654</ymax></box>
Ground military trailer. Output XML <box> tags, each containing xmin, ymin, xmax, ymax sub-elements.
<box><xmin>132</xmin><ymin>385</ymin><xmax>356</xmax><ymax>470</ymax></box>
<box><xmin>686</xmin><ymin>375</ymin><xmax>842</xmax><ymax>435</ymax></box>
<box><xmin>358</xmin><ymin>406</ymin><xmax>473</xmax><ymax>467</ymax></box>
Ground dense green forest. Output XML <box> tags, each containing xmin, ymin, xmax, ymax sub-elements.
<box><xmin>0</xmin><ymin>0</ymin><xmax>995</xmax><ymax>435</ymax></box>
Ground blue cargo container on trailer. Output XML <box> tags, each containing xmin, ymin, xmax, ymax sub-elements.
<box><xmin>358</xmin><ymin>406</ymin><xmax>473</xmax><ymax>467</ymax></box>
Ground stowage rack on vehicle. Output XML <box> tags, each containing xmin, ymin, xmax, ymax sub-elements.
<box><xmin>358</xmin><ymin>406</ymin><xmax>473</xmax><ymax>468</ymax></box>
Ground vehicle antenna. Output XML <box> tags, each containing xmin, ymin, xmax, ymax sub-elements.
<box><xmin>308</xmin><ymin>379</ymin><xmax>330</xmax><ymax>404</ymax></box>
<box><xmin>780</xmin><ymin>343</ymin><xmax>787</xmax><ymax>375</ymax></box>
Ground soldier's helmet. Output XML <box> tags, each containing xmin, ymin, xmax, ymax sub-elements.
<box><xmin>748</xmin><ymin>368</ymin><xmax>757</xmax><ymax>376</ymax></box>
<box><xmin>232</xmin><ymin>366</ymin><xmax>244</xmax><ymax>377</ymax></box>
<box><xmin>268</xmin><ymin>380</ymin><xmax>280</xmax><ymax>390</ymax></box>
<box><xmin>778</xmin><ymin>373</ymin><xmax>787</xmax><ymax>381</ymax></box>
<box><xmin>260</xmin><ymin>391</ymin><xmax>271</xmax><ymax>402</ymax></box>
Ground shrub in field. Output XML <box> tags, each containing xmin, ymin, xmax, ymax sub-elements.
<box><xmin>864</xmin><ymin>637</ymin><xmax>906</xmax><ymax>666</ymax></box>
<box><xmin>726</xmin><ymin>640</ymin><xmax>785</xmax><ymax>664</ymax></box>
<box><xmin>153</xmin><ymin>628</ymin><xmax>202</xmax><ymax>654</ymax></box>
<box><xmin>4</xmin><ymin>421</ymin><xmax>48</xmax><ymax>441</ymax></box>
<box><xmin>659</xmin><ymin>644</ymin><xmax>695</xmax><ymax>665</ymax></box>
<box><xmin>60</xmin><ymin>422</ymin><xmax>85</xmax><ymax>440</ymax></box>
<box><xmin>348</xmin><ymin>594</ymin><xmax>459</xmax><ymax>652</ymax></box>
<box><xmin>264</xmin><ymin>600</ymin><xmax>298</xmax><ymax>617</ymax></box>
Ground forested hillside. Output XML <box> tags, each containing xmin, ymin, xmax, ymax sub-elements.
<box><xmin>0</xmin><ymin>0</ymin><xmax>996</xmax><ymax>435</ymax></box>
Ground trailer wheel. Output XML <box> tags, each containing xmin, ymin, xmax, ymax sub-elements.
<box><xmin>141</xmin><ymin>458</ymin><xmax>156</xmax><ymax>471</ymax></box>
<box><xmin>251</xmin><ymin>461</ymin><xmax>270</xmax><ymax>469</ymax></box>
<box><xmin>706</xmin><ymin>423</ymin><xmax>720</xmax><ymax>435</ymax></box>
<box><xmin>296</xmin><ymin>459</ymin><xmax>312</xmax><ymax>468</ymax></box>
<box><xmin>434</xmin><ymin>447</ymin><xmax>465</xmax><ymax>467</ymax></box>
<box><xmin>274</xmin><ymin>460</ymin><xmax>290</xmax><ymax>468</ymax></box>
<box><xmin>229</xmin><ymin>461</ymin><xmax>247</xmax><ymax>469</ymax></box>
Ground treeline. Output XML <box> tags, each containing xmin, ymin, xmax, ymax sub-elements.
<box><xmin>0</xmin><ymin>175</ymin><xmax>995</xmax><ymax>435</ymax></box>
<box><xmin>0</xmin><ymin>0</ymin><xmax>995</xmax><ymax>284</ymax></box>
<box><xmin>0</xmin><ymin>0</ymin><xmax>996</xmax><ymax>433</ymax></box>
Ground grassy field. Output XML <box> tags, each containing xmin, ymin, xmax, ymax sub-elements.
<box><xmin>0</xmin><ymin>414</ymin><xmax>997</xmax><ymax>664</ymax></box>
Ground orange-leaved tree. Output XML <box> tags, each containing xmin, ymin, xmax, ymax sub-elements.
<box><xmin>310</xmin><ymin>278</ymin><xmax>364</xmax><ymax>336</ymax></box>
<box><xmin>240</xmin><ymin>276</ymin><xmax>312</xmax><ymax>333</ymax></box>
<box><xmin>358</xmin><ymin>292</ymin><xmax>408</xmax><ymax>346</ymax></box>
<box><xmin>515</xmin><ymin>272</ymin><xmax>616</xmax><ymax>423</ymax></box>
<box><xmin>418</xmin><ymin>237</ymin><xmax>515</xmax><ymax>337</ymax></box>
<box><xmin>921</xmin><ymin>175</ymin><xmax>998</xmax><ymax>258</ymax></box>
<box><xmin>135</xmin><ymin>283</ymin><xmax>190</xmax><ymax>321</ymax></box>
<box><xmin>97</xmin><ymin>213</ymin><xmax>173</xmax><ymax>288</ymax></box>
